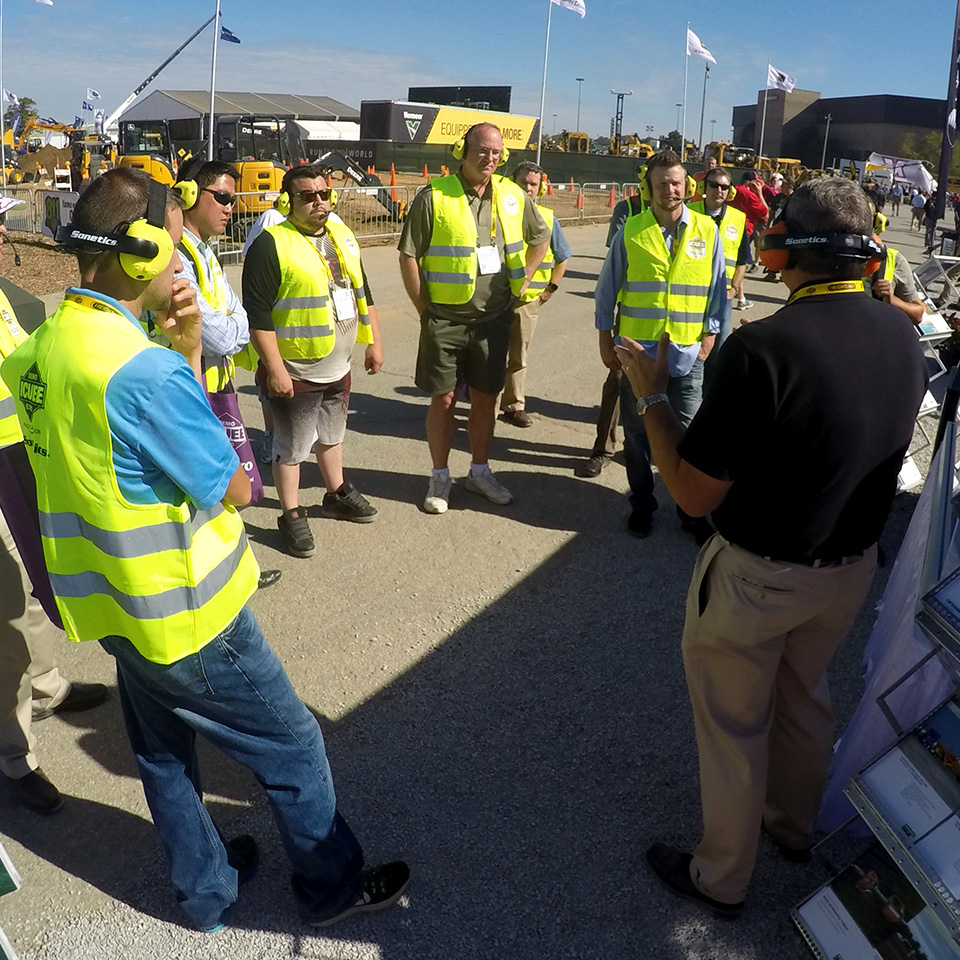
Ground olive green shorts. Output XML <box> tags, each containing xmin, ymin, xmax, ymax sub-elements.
<box><xmin>415</xmin><ymin>308</ymin><xmax>515</xmax><ymax>396</ymax></box>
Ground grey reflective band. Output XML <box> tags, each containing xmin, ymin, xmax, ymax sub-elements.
<box><xmin>668</xmin><ymin>311</ymin><xmax>709</xmax><ymax>325</ymax></box>
<box><xmin>48</xmin><ymin>534</ymin><xmax>249</xmax><ymax>620</ymax></box>
<box><xmin>0</xmin><ymin>395</ymin><xmax>15</xmax><ymax>419</ymax></box>
<box><xmin>40</xmin><ymin>504</ymin><xmax>226</xmax><ymax>559</ymax></box>
<box><xmin>619</xmin><ymin>306</ymin><xmax>667</xmax><ymax>320</ymax></box>
<box><xmin>622</xmin><ymin>281</ymin><xmax>664</xmax><ymax>293</ymax></box>
<box><xmin>422</xmin><ymin>271</ymin><xmax>472</xmax><ymax>284</ymax></box>
<box><xmin>275</xmin><ymin>324</ymin><xmax>334</xmax><ymax>339</ymax></box>
<box><xmin>724</xmin><ymin>257</ymin><xmax>736</xmax><ymax>267</ymax></box>
<box><xmin>503</xmin><ymin>240</ymin><xmax>524</xmax><ymax>254</ymax></box>
<box><xmin>527</xmin><ymin>280</ymin><xmax>548</xmax><ymax>290</ymax></box>
<box><xmin>424</xmin><ymin>245</ymin><xmax>475</xmax><ymax>257</ymax></box>
<box><xmin>668</xmin><ymin>284</ymin><xmax>711</xmax><ymax>297</ymax></box>
<box><xmin>508</xmin><ymin>267</ymin><xmax>526</xmax><ymax>279</ymax></box>
<box><xmin>273</xmin><ymin>295</ymin><xmax>329</xmax><ymax>310</ymax></box>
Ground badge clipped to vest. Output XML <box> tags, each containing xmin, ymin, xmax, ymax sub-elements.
<box><xmin>477</xmin><ymin>245</ymin><xmax>502</xmax><ymax>275</ymax></box>
<box><xmin>725</xmin><ymin>224</ymin><xmax>739</xmax><ymax>241</ymax></box>
<box><xmin>332</xmin><ymin>285</ymin><xmax>357</xmax><ymax>321</ymax></box>
<box><xmin>687</xmin><ymin>237</ymin><xmax>707</xmax><ymax>259</ymax></box>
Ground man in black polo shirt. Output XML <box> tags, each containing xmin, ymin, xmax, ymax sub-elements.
<box><xmin>615</xmin><ymin>177</ymin><xmax>927</xmax><ymax>917</ymax></box>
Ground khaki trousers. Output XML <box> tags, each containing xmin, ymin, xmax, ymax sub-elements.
<box><xmin>501</xmin><ymin>299</ymin><xmax>541</xmax><ymax>413</ymax></box>
<box><xmin>0</xmin><ymin>509</ymin><xmax>69</xmax><ymax>779</ymax></box>
<box><xmin>681</xmin><ymin>534</ymin><xmax>876</xmax><ymax>904</ymax></box>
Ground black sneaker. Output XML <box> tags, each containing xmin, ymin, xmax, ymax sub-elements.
<box><xmin>305</xmin><ymin>861</ymin><xmax>410</xmax><ymax>928</ymax></box>
<box><xmin>226</xmin><ymin>834</ymin><xmax>260</xmax><ymax>885</ymax></box>
<box><xmin>646</xmin><ymin>842</ymin><xmax>743</xmax><ymax>919</ymax></box>
<box><xmin>278</xmin><ymin>508</ymin><xmax>315</xmax><ymax>558</ymax></box>
<box><xmin>321</xmin><ymin>483</ymin><xmax>378</xmax><ymax>523</ymax></box>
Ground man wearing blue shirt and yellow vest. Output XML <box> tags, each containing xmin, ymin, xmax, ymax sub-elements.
<box><xmin>595</xmin><ymin>150</ymin><xmax>726</xmax><ymax>542</ymax></box>
<box><xmin>500</xmin><ymin>161</ymin><xmax>571</xmax><ymax>428</ymax></box>
<box><xmin>1</xmin><ymin>169</ymin><xmax>408</xmax><ymax>932</ymax></box>
<box><xmin>243</xmin><ymin>163</ymin><xmax>384</xmax><ymax>558</ymax></box>
<box><xmin>399</xmin><ymin>122</ymin><xmax>551</xmax><ymax>514</ymax></box>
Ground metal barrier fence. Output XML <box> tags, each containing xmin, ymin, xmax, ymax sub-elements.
<box><xmin>3</xmin><ymin>186</ymin><xmax>44</xmax><ymax>233</ymax></box>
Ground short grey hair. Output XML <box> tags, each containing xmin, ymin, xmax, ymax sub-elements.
<box><xmin>512</xmin><ymin>161</ymin><xmax>544</xmax><ymax>184</ymax></box>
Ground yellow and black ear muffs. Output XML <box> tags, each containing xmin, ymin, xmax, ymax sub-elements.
<box><xmin>276</xmin><ymin>185</ymin><xmax>338</xmax><ymax>217</ymax></box>
<box><xmin>637</xmin><ymin>165</ymin><xmax>698</xmax><ymax>202</ymax></box>
<box><xmin>537</xmin><ymin>174</ymin><xmax>548</xmax><ymax>197</ymax></box>
<box><xmin>757</xmin><ymin>219</ymin><xmax>885</xmax><ymax>276</ymax></box>
<box><xmin>172</xmin><ymin>179</ymin><xmax>199</xmax><ymax>210</ymax></box>
<box><xmin>451</xmin><ymin>136</ymin><xmax>510</xmax><ymax>166</ymax></box>
<box><xmin>55</xmin><ymin>178</ymin><xmax>174</xmax><ymax>281</ymax></box>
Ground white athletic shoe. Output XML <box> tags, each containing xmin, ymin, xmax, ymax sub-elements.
<box><xmin>464</xmin><ymin>471</ymin><xmax>513</xmax><ymax>505</ymax></box>
<box><xmin>423</xmin><ymin>474</ymin><xmax>452</xmax><ymax>514</ymax></box>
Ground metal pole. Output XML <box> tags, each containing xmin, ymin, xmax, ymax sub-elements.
<box><xmin>710</xmin><ymin>119</ymin><xmax>716</xmax><ymax>141</ymax></box>
<box><xmin>697</xmin><ymin>63</ymin><xmax>709</xmax><ymax>156</ymax></box>
<box><xmin>206</xmin><ymin>0</ymin><xmax>221</xmax><ymax>161</ymax></box>
<box><xmin>758</xmin><ymin>81</ymin><xmax>769</xmax><ymax>165</ymax></box>
<box><xmin>1</xmin><ymin>0</ymin><xmax>6</xmax><ymax>191</ymax></box>
<box><xmin>576</xmin><ymin>77</ymin><xmax>584</xmax><ymax>132</ymax></box>
<box><xmin>820</xmin><ymin>113</ymin><xmax>832</xmax><ymax>171</ymax></box>
<box><xmin>611</xmin><ymin>90</ymin><xmax>631</xmax><ymax>156</ymax></box>
<box><xmin>675</xmin><ymin>103</ymin><xmax>682</xmax><ymax>132</ymax></box>
<box><xmin>681</xmin><ymin>22</ymin><xmax>688</xmax><ymax>152</ymax></box>
<box><xmin>935</xmin><ymin>0</ymin><xmax>960</xmax><ymax>220</ymax></box>
<box><xmin>535</xmin><ymin>0</ymin><xmax>553</xmax><ymax>166</ymax></box>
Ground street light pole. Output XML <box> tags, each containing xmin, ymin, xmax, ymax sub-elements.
<box><xmin>576</xmin><ymin>77</ymin><xmax>584</xmax><ymax>131</ymax></box>
<box><xmin>611</xmin><ymin>89</ymin><xmax>632</xmax><ymax>156</ymax></box>
<box><xmin>675</xmin><ymin>102</ymin><xmax>682</xmax><ymax>132</ymax></box>
<box><xmin>820</xmin><ymin>113</ymin><xmax>832</xmax><ymax>171</ymax></box>
<box><xmin>710</xmin><ymin>119</ymin><xmax>716</xmax><ymax>141</ymax></box>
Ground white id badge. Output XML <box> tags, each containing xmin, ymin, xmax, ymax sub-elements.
<box><xmin>332</xmin><ymin>286</ymin><xmax>356</xmax><ymax>320</ymax></box>
<box><xmin>476</xmin><ymin>245</ymin><xmax>501</xmax><ymax>275</ymax></box>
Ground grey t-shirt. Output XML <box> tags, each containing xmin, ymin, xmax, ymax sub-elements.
<box><xmin>398</xmin><ymin>171</ymin><xmax>550</xmax><ymax>322</ymax></box>
<box><xmin>863</xmin><ymin>250</ymin><xmax>919</xmax><ymax>303</ymax></box>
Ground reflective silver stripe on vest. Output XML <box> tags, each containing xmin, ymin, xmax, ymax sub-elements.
<box><xmin>504</xmin><ymin>240</ymin><xmax>524</xmax><ymax>254</ymax></box>
<box><xmin>273</xmin><ymin>295</ymin><xmax>329</xmax><ymax>310</ymax></box>
<box><xmin>669</xmin><ymin>284</ymin><xmax>711</xmax><ymax>297</ymax></box>
<box><xmin>619</xmin><ymin>306</ymin><xmax>667</xmax><ymax>320</ymax></box>
<box><xmin>724</xmin><ymin>257</ymin><xmax>736</xmax><ymax>268</ymax></box>
<box><xmin>0</xmin><ymin>395</ymin><xmax>15</xmax><ymax>419</ymax></box>
<box><xmin>508</xmin><ymin>266</ymin><xmax>526</xmax><ymax>280</ymax></box>
<box><xmin>275</xmin><ymin>324</ymin><xmax>334</xmax><ymax>339</ymax></box>
<box><xmin>669</xmin><ymin>310</ymin><xmax>709</xmax><ymax>325</ymax></box>
<box><xmin>527</xmin><ymin>279</ymin><xmax>549</xmax><ymax>290</ymax></box>
<box><xmin>48</xmin><ymin>534</ymin><xmax>249</xmax><ymax>620</ymax></box>
<box><xmin>422</xmin><ymin>270</ymin><xmax>472</xmax><ymax>285</ymax></box>
<box><xmin>424</xmin><ymin>245</ymin><xmax>475</xmax><ymax>257</ymax></box>
<box><xmin>40</xmin><ymin>504</ymin><xmax>226</xmax><ymax>559</ymax></box>
<box><xmin>622</xmin><ymin>281</ymin><xmax>664</xmax><ymax>293</ymax></box>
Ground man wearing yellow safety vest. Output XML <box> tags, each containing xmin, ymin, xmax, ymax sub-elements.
<box><xmin>594</xmin><ymin>149</ymin><xmax>726</xmax><ymax>543</ymax></box>
<box><xmin>687</xmin><ymin>166</ymin><xmax>748</xmax><ymax>386</ymax></box>
<box><xmin>1</xmin><ymin>169</ymin><xmax>408</xmax><ymax>931</ymax></box>
<box><xmin>0</xmin><ymin>210</ymin><xmax>108</xmax><ymax>815</ymax></box>
<box><xmin>243</xmin><ymin>163</ymin><xmax>384</xmax><ymax>559</ymax></box>
<box><xmin>399</xmin><ymin>122</ymin><xmax>550</xmax><ymax>514</ymax></box>
<box><xmin>499</xmin><ymin>161</ymin><xmax>571</xmax><ymax>428</ymax></box>
<box><xmin>862</xmin><ymin>192</ymin><xmax>925</xmax><ymax>325</ymax></box>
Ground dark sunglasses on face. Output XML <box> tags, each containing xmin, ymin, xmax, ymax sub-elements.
<box><xmin>297</xmin><ymin>189</ymin><xmax>332</xmax><ymax>203</ymax></box>
<box><xmin>705</xmin><ymin>180</ymin><xmax>731</xmax><ymax>191</ymax></box>
<box><xmin>202</xmin><ymin>188</ymin><xmax>236</xmax><ymax>207</ymax></box>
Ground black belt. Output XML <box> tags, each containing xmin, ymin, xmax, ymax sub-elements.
<box><xmin>761</xmin><ymin>552</ymin><xmax>864</xmax><ymax>569</ymax></box>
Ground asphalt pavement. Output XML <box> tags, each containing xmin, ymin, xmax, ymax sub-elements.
<box><xmin>1</xmin><ymin>206</ymin><xmax>933</xmax><ymax>959</ymax></box>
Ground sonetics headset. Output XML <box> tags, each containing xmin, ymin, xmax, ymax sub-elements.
<box><xmin>55</xmin><ymin>178</ymin><xmax>174</xmax><ymax>281</ymax></box>
<box><xmin>757</xmin><ymin>218</ymin><xmax>885</xmax><ymax>276</ymax></box>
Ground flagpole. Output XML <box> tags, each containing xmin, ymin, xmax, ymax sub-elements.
<box><xmin>758</xmin><ymin>68</ymin><xmax>769</xmax><ymax>167</ymax></box>
<box><xmin>697</xmin><ymin>62</ymin><xmax>709</xmax><ymax>157</ymax></box>
<box><xmin>0</xmin><ymin>0</ymin><xmax>6</xmax><ymax>191</ymax></box>
<box><xmin>536</xmin><ymin>0</ymin><xmax>553</xmax><ymax>166</ymax></box>
<box><xmin>206</xmin><ymin>0</ymin><xmax>221</xmax><ymax>162</ymax></box>
<box><xmin>680</xmin><ymin>22</ymin><xmax>688</xmax><ymax>156</ymax></box>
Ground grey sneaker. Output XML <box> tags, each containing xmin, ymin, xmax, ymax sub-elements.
<box><xmin>423</xmin><ymin>474</ymin><xmax>452</xmax><ymax>514</ymax></box>
<box><xmin>465</xmin><ymin>471</ymin><xmax>513</xmax><ymax>505</ymax></box>
<box><xmin>735</xmin><ymin>298</ymin><xmax>754</xmax><ymax>310</ymax></box>
<box><xmin>259</xmin><ymin>430</ymin><xmax>273</xmax><ymax>463</ymax></box>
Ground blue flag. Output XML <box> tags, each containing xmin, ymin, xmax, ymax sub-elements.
<box><xmin>74</xmin><ymin>116</ymin><xmax>83</xmax><ymax>127</ymax></box>
<box><xmin>220</xmin><ymin>25</ymin><xmax>240</xmax><ymax>43</ymax></box>
<box><xmin>81</xmin><ymin>100</ymin><xmax>93</xmax><ymax>111</ymax></box>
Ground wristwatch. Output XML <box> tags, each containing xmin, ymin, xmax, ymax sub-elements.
<box><xmin>636</xmin><ymin>393</ymin><xmax>669</xmax><ymax>416</ymax></box>
<box><xmin>545</xmin><ymin>281</ymin><xmax>559</xmax><ymax>293</ymax></box>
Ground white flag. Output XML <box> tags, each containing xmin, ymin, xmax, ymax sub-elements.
<box><xmin>686</xmin><ymin>28</ymin><xmax>717</xmax><ymax>65</ymax></box>
<box><xmin>550</xmin><ymin>0</ymin><xmax>585</xmax><ymax>18</ymax></box>
<box><xmin>2</xmin><ymin>90</ymin><xmax>19</xmax><ymax>107</ymax></box>
<box><xmin>31</xmin><ymin>0</ymin><xmax>54</xmax><ymax>5</ymax></box>
<box><xmin>86</xmin><ymin>87</ymin><xmax>101</xmax><ymax>101</ymax></box>
<box><xmin>767</xmin><ymin>64</ymin><xmax>796</xmax><ymax>93</ymax></box>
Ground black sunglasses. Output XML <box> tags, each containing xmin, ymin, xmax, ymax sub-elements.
<box><xmin>705</xmin><ymin>180</ymin><xmax>731</xmax><ymax>191</ymax></box>
<box><xmin>202</xmin><ymin>188</ymin><xmax>236</xmax><ymax>207</ymax></box>
<box><xmin>297</xmin><ymin>188</ymin><xmax>333</xmax><ymax>203</ymax></box>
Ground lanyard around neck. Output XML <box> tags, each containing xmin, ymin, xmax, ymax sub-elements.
<box><xmin>787</xmin><ymin>280</ymin><xmax>864</xmax><ymax>305</ymax></box>
<box><xmin>65</xmin><ymin>292</ymin><xmax>126</xmax><ymax>318</ymax></box>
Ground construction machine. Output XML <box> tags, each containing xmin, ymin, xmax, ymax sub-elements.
<box><xmin>562</xmin><ymin>131</ymin><xmax>590</xmax><ymax>154</ymax></box>
<box><xmin>314</xmin><ymin>150</ymin><xmax>406</xmax><ymax>221</ymax></box>
<box><xmin>704</xmin><ymin>141</ymin><xmax>757</xmax><ymax>168</ymax></box>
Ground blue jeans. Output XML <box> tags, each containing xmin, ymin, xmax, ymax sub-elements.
<box><xmin>703</xmin><ymin>298</ymin><xmax>732</xmax><ymax>390</ymax></box>
<box><xmin>619</xmin><ymin>358</ymin><xmax>704</xmax><ymax>515</ymax></box>
<box><xmin>100</xmin><ymin>606</ymin><xmax>364</xmax><ymax>930</ymax></box>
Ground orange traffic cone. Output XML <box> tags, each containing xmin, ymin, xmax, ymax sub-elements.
<box><xmin>327</xmin><ymin>174</ymin><xmax>333</xmax><ymax>188</ymax></box>
<box><xmin>390</xmin><ymin>163</ymin><xmax>397</xmax><ymax>203</ymax></box>
<box><xmin>423</xmin><ymin>163</ymin><xmax>429</xmax><ymax>177</ymax></box>
<box><xmin>608</xmin><ymin>185</ymin><xmax>616</xmax><ymax>208</ymax></box>
<box><xmin>577</xmin><ymin>192</ymin><xmax>583</xmax><ymax>211</ymax></box>
<box><xmin>547</xmin><ymin>183</ymin><xmax>553</xmax><ymax>196</ymax></box>
<box><xmin>570</xmin><ymin>177</ymin><xmax>574</xmax><ymax>188</ymax></box>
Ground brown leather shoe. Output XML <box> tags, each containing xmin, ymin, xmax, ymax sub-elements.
<box><xmin>501</xmin><ymin>410</ymin><xmax>533</xmax><ymax>428</ymax></box>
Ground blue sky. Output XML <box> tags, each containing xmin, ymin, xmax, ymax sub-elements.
<box><xmin>5</xmin><ymin>0</ymin><xmax>955</xmax><ymax>142</ymax></box>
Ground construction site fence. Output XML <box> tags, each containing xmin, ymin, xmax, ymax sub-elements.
<box><xmin>5</xmin><ymin>182</ymin><xmax>637</xmax><ymax>254</ymax></box>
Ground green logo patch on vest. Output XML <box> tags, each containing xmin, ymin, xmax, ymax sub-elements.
<box><xmin>18</xmin><ymin>362</ymin><xmax>45</xmax><ymax>420</ymax></box>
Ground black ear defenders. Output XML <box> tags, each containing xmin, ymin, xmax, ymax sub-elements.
<box><xmin>55</xmin><ymin>178</ymin><xmax>174</xmax><ymax>280</ymax></box>
<box><xmin>757</xmin><ymin>221</ymin><xmax>885</xmax><ymax>275</ymax></box>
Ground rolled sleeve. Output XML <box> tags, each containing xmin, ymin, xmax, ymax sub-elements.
<box><xmin>522</xmin><ymin>193</ymin><xmax>551</xmax><ymax>245</ymax></box>
<box><xmin>551</xmin><ymin>218</ymin><xmax>572</xmax><ymax>263</ymax></box>
<box><xmin>179</xmin><ymin>254</ymin><xmax>250</xmax><ymax>358</ymax></box>
<box><xmin>703</xmin><ymin>226</ymin><xmax>727</xmax><ymax>336</ymax></box>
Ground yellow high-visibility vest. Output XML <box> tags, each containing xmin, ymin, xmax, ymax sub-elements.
<box><xmin>0</xmin><ymin>287</ymin><xmax>26</xmax><ymax>449</ymax></box>
<box><xmin>519</xmin><ymin>205</ymin><xmax>556</xmax><ymax>304</ymax></box>
<box><xmin>0</xmin><ymin>292</ymin><xmax>259</xmax><ymax>664</ymax></box>
<box><xmin>688</xmin><ymin>201</ymin><xmax>745</xmax><ymax>285</ymax></box>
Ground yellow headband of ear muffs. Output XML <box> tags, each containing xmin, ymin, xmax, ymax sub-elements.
<box><xmin>172</xmin><ymin>179</ymin><xmax>198</xmax><ymax>210</ymax></box>
<box><xmin>55</xmin><ymin>178</ymin><xmax>174</xmax><ymax>281</ymax></box>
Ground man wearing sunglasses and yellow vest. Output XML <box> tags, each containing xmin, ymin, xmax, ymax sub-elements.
<box><xmin>1</xmin><ymin>168</ymin><xmax>408</xmax><ymax>931</ymax></box>
<box><xmin>243</xmin><ymin>163</ymin><xmax>384</xmax><ymax>559</ymax></box>
<box><xmin>399</xmin><ymin>122</ymin><xmax>551</xmax><ymax>514</ymax></box>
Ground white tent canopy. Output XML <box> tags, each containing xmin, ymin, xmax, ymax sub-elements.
<box><xmin>294</xmin><ymin>120</ymin><xmax>360</xmax><ymax>142</ymax></box>
<box><xmin>866</xmin><ymin>152</ymin><xmax>937</xmax><ymax>192</ymax></box>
